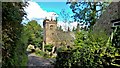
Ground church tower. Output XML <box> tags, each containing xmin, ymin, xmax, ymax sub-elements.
<box><xmin>43</xmin><ymin>18</ymin><xmax>57</xmax><ymax>45</ymax></box>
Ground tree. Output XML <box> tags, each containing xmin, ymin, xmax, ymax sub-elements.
<box><xmin>55</xmin><ymin>29</ymin><xmax>110</xmax><ymax>67</ymax></box>
<box><xmin>72</xmin><ymin>26</ymin><xmax>76</xmax><ymax>31</ymax></box>
<box><xmin>67</xmin><ymin>1</ymin><xmax>110</xmax><ymax>28</ymax></box>
<box><xmin>76</xmin><ymin>23</ymin><xmax>80</xmax><ymax>32</ymax></box>
<box><xmin>24</xmin><ymin>20</ymin><xmax>43</xmax><ymax>48</ymax></box>
<box><xmin>55</xmin><ymin>28</ymin><xmax>120</xmax><ymax>67</ymax></box>
<box><xmin>58</xmin><ymin>25</ymin><xmax>63</xmax><ymax>31</ymax></box>
<box><xmin>60</xmin><ymin>9</ymin><xmax>70</xmax><ymax>23</ymax></box>
<box><xmin>68</xmin><ymin>27</ymin><xmax>70</xmax><ymax>31</ymax></box>
<box><xmin>2</xmin><ymin>2</ymin><xmax>28</xmax><ymax>66</ymax></box>
<box><xmin>60</xmin><ymin>9</ymin><xmax>71</xmax><ymax>31</ymax></box>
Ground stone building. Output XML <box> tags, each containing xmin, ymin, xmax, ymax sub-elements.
<box><xmin>43</xmin><ymin>18</ymin><xmax>75</xmax><ymax>46</ymax></box>
<box><xmin>94</xmin><ymin>2</ymin><xmax>120</xmax><ymax>35</ymax></box>
<box><xmin>43</xmin><ymin>19</ymin><xmax>57</xmax><ymax>45</ymax></box>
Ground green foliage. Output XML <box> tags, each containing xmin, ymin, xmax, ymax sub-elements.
<box><xmin>112</xmin><ymin>26</ymin><xmax>120</xmax><ymax>48</ymax></box>
<box><xmin>57</xmin><ymin>46</ymin><xmax>68</xmax><ymax>52</ymax></box>
<box><xmin>73</xmin><ymin>30</ymin><xmax>110</xmax><ymax>68</ymax></box>
<box><xmin>24</xmin><ymin>20</ymin><xmax>43</xmax><ymax>48</ymax></box>
<box><xmin>111</xmin><ymin>26</ymin><xmax>120</xmax><ymax>67</ymax></box>
<box><xmin>2</xmin><ymin>2</ymin><xmax>28</xmax><ymax>67</ymax></box>
<box><xmin>55</xmin><ymin>51</ymin><xmax>72</xmax><ymax>68</ymax></box>
<box><xmin>36</xmin><ymin>50</ymin><xmax>46</xmax><ymax>57</ymax></box>
<box><xmin>35</xmin><ymin>50</ymin><xmax>50</xmax><ymax>58</ymax></box>
<box><xmin>55</xmin><ymin>29</ymin><xmax>120</xmax><ymax>68</ymax></box>
<box><xmin>44</xmin><ymin>44</ymin><xmax>53</xmax><ymax>52</ymax></box>
<box><xmin>67</xmin><ymin>2</ymin><xmax>110</xmax><ymax>28</ymax></box>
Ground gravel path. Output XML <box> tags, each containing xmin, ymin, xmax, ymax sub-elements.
<box><xmin>27</xmin><ymin>53</ymin><xmax>54</xmax><ymax>68</ymax></box>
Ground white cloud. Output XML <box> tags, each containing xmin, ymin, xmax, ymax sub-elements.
<box><xmin>24</xmin><ymin>1</ymin><xmax>46</xmax><ymax>19</ymax></box>
<box><xmin>57</xmin><ymin>21</ymin><xmax>78</xmax><ymax>31</ymax></box>
<box><xmin>24</xmin><ymin>1</ymin><xmax>58</xmax><ymax>19</ymax></box>
<box><xmin>70</xmin><ymin>22</ymin><xmax>77</xmax><ymax>29</ymax></box>
<box><xmin>22</xmin><ymin>1</ymin><xmax>58</xmax><ymax>26</ymax></box>
<box><xmin>22</xmin><ymin>1</ymin><xmax>78</xmax><ymax>30</ymax></box>
<box><xmin>57</xmin><ymin>21</ymin><xmax>67</xmax><ymax>31</ymax></box>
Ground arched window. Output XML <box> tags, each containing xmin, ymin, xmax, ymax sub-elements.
<box><xmin>50</xmin><ymin>25</ymin><xmax>54</xmax><ymax>30</ymax></box>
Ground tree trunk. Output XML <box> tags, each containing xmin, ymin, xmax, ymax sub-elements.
<box><xmin>42</xmin><ymin>42</ymin><xmax>45</xmax><ymax>52</ymax></box>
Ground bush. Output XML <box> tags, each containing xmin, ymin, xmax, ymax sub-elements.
<box><xmin>35</xmin><ymin>50</ymin><xmax>45</xmax><ymax>56</ymax></box>
<box><xmin>55</xmin><ymin>30</ymin><xmax>120</xmax><ymax>68</ymax></box>
<box><xmin>35</xmin><ymin>50</ymin><xmax>50</xmax><ymax>58</ymax></box>
<box><xmin>44</xmin><ymin>44</ymin><xmax>53</xmax><ymax>52</ymax></box>
<box><xmin>55</xmin><ymin>51</ymin><xmax>72</xmax><ymax>68</ymax></box>
<box><xmin>2</xmin><ymin>2</ymin><xmax>28</xmax><ymax>67</ymax></box>
<box><xmin>56</xmin><ymin>46</ymin><xmax>67</xmax><ymax>52</ymax></box>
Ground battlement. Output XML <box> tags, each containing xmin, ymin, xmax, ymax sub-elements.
<box><xmin>43</xmin><ymin>17</ymin><xmax>75</xmax><ymax>46</ymax></box>
<box><xmin>43</xmin><ymin>18</ymin><xmax>57</xmax><ymax>27</ymax></box>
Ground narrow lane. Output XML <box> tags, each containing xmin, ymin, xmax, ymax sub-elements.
<box><xmin>27</xmin><ymin>53</ymin><xmax>54</xmax><ymax>68</ymax></box>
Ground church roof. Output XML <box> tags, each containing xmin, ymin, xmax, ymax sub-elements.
<box><xmin>52</xmin><ymin>31</ymin><xmax>75</xmax><ymax>45</ymax></box>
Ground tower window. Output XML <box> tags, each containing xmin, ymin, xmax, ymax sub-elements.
<box><xmin>50</xmin><ymin>25</ymin><xmax>54</xmax><ymax>30</ymax></box>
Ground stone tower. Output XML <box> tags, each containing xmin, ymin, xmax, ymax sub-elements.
<box><xmin>43</xmin><ymin>18</ymin><xmax>57</xmax><ymax>45</ymax></box>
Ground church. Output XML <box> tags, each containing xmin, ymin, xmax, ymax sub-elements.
<box><xmin>43</xmin><ymin>18</ymin><xmax>75</xmax><ymax>47</ymax></box>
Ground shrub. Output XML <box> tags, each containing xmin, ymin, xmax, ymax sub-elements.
<box><xmin>55</xmin><ymin>30</ymin><xmax>120</xmax><ymax>68</ymax></box>
<box><xmin>35</xmin><ymin>50</ymin><xmax>45</xmax><ymax>56</ymax></box>
<box><xmin>2</xmin><ymin>2</ymin><xmax>28</xmax><ymax>67</ymax></box>
<box><xmin>44</xmin><ymin>44</ymin><xmax>53</xmax><ymax>52</ymax></box>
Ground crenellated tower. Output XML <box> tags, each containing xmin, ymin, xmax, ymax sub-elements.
<box><xmin>43</xmin><ymin>18</ymin><xmax>57</xmax><ymax>45</ymax></box>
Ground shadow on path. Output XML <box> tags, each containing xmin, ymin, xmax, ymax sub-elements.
<box><xmin>27</xmin><ymin>53</ymin><xmax>54</xmax><ymax>68</ymax></box>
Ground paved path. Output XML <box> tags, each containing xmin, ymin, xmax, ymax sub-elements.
<box><xmin>27</xmin><ymin>53</ymin><xmax>55</xmax><ymax>68</ymax></box>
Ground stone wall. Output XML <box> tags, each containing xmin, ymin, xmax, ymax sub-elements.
<box><xmin>43</xmin><ymin>19</ymin><xmax>57</xmax><ymax>45</ymax></box>
<box><xmin>94</xmin><ymin>2</ymin><xmax>120</xmax><ymax>35</ymax></box>
<box><xmin>43</xmin><ymin>19</ymin><xmax>75</xmax><ymax>46</ymax></box>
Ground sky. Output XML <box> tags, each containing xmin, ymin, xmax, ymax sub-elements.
<box><xmin>37</xmin><ymin>2</ymin><xmax>72</xmax><ymax>15</ymax></box>
<box><xmin>37</xmin><ymin>2</ymin><xmax>73</xmax><ymax>20</ymax></box>
<box><xmin>22</xmin><ymin>0</ymin><xmax>112</xmax><ymax>30</ymax></box>
<box><xmin>22</xmin><ymin>0</ymin><xmax>108</xmax><ymax>31</ymax></box>
<box><xmin>22</xmin><ymin>0</ymin><xmax>79</xmax><ymax>31</ymax></box>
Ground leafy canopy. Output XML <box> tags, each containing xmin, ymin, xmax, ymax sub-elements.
<box><xmin>24</xmin><ymin>20</ymin><xmax>43</xmax><ymax>48</ymax></box>
<box><xmin>67</xmin><ymin>1</ymin><xmax>110</xmax><ymax>28</ymax></box>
